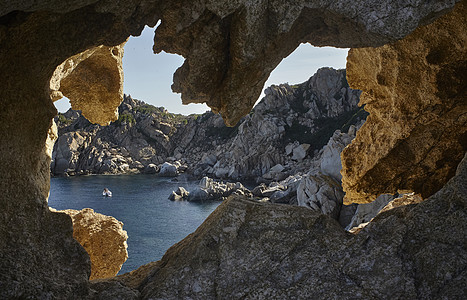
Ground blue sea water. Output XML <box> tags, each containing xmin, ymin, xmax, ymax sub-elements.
<box><xmin>48</xmin><ymin>175</ymin><xmax>221</xmax><ymax>274</ymax></box>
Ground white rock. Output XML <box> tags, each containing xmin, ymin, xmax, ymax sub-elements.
<box><xmin>319</xmin><ymin>130</ymin><xmax>354</xmax><ymax>181</ymax></box>
<box><xmin>270</xmin><ymin>164</ymin><xmax>285</xmax><ymax>173</ymax></box>
<box><xmin>292</xmin><ymin>144</ymin><xmax>310</xmax><ymax>161</ymax></box>
<box><xmin>296</xmin><ymin>171</ymin><xmax>343</xmax><ymax>219</ymax></box>
<box><xmin>345</xmin><ymin>194</ymin><xmax>395</xmax><ymax>231</ymax></box>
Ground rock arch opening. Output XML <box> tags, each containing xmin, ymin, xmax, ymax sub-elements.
<box><xmin>0</xmin><ymin>0</ymin><xmax>465</xmax><ymax>298</ymax></box>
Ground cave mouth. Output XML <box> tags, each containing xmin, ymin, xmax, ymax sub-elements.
<box><xmin>48</xmin><ymin>28</ymin><xmax>352</xmax><ymax>277</ymax></box>
<box><xmin>2</xmin><ymin>0</ymin><xmax>464</xmax><ymax>297</ymax></box>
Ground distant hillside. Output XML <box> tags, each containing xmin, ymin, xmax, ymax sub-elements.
<box><xmin>52</xmin><ymin>67</ymin><xmax>367</xmax><ymax>181</ymax></box>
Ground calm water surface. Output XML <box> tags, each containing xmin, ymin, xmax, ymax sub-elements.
<box><xmin>48</xmin><ymin>175</ymin><xmax>221</xmax><ymax>274</ymax></box>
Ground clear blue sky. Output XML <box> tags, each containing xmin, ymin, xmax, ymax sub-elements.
<box><xmin>54</xmin><ymin>26</ymin><xmax>348</xmax><ymax>115</ymax></box>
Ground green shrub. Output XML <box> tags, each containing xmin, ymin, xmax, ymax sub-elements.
<box><xmin>135</xmin><ymin>104</ymin><xmax>159</xmax><ymax>115</ymax></box>
<box><xmin>116</xmin><ymin>113</ymin><xmax>135</xmax><ymax>125</ymax></box>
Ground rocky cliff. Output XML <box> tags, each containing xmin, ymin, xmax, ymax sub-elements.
<box><xmin>52</xmin><ymin>67</ymin><xmax>365</xmax><ymax>182</ymax></box>
<box><xmin>342</xmin><ymin>0</ymin><xmax>467</xmax><ymax>203</ymax></box>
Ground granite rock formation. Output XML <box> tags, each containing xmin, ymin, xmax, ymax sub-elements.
<box><xmin>56</xmin><ymin>208</ymin><xmax>129</xmax><ymax>280</ymax></box>
<box><xmin>155</xmin><ymin>0</ymin><xmax>460</xmax><ymax>126</ymax></box>
<box><xmin>0</xmin><ymin>0</ymin><xmax>464</xmax><ymax>298</ymax></box>
<box><xmin>97</xmin><ymin>152</ymin><xmax>466</xmax><ymax>299</ymax></box>
<box><xmin>342</xmin><ymin>0</ymin><xmax>467</xmax><ymax>203</ymax></box>
<box><xmin>51</xmin><ymin>68</ymin><xmax>366</xmax><ymax>182</ymax></box>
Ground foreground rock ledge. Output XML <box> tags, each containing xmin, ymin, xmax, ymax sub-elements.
<box><xmin>91</xmin><ymin>152</ymin><xmax>467</xmax><ymax>299</ymax></box>
<box><xmin>58</xmin><ymin>208</ymin><xmax>129</xmax><ymax>280</ymax></box>
<box><xmin>342</xmin><ymin>0</ymin><xmax>467</xmax><ymax>204</ymax></box>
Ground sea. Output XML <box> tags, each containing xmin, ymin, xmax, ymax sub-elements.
<box><xmin>48</xmin><ymin>174</ymin><xmax>221</xmax><ymax>274</ymax></box>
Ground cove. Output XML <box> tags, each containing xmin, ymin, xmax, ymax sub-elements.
<box><xmin>48</xmin><ymin>175</ymin><xmax>221</xmax><ymax>274</ymax></box>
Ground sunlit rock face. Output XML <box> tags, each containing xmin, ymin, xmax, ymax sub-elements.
<box><xmin>59</xmin><ymin>208</ymin><xmax>129</xmax><ymax>280</ymax></box>
<box><xmin>342</xmin><ymin>0</ymin><xmax>467</xmax><ymax>204</ymax></box>
<box><xmin>50</xmin><ymin>44</ymin><xmax>126</xmax><ymax>125</ymax></box>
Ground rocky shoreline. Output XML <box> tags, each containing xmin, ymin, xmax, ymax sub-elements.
<box><xmin>51</xmin><ymin>67</ymin><xmax>382</xmax><ymax>231</ymax></box>
<box><xmin>51</xmin><ymin>67</ymin><xmax>366</xmax><ymax>182</ymax></box>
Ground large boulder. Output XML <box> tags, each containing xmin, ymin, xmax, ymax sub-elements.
<box><xmin>58</xmin><ymin>208</ymin><xmax>128</xmax><ymax>280</ymax></box>
<box><xmin>159</xmin><ymin>162</ymin><xmax>178</xmax><ymax>177</ymax></box>
<box><xmin>188</xmin><ymin>177</ymin><xmax>251</xmax><ymax>201</ymax></box>
<box><xmin>296</xmin><ymin>171</ymin><xmax>344</xmax><ymax>219</ymax></box>
<box><xmin>345</xmin><ymin>194</ymin><xmax>395</xmax><ymax>231</ymax></box>
<box><xmin>319</xmin><ymin>128</ymin><xmax>356</xmax><ymax>181</ymax></box>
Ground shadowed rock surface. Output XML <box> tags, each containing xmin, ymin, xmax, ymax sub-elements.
<box><xmin>0</xmin><ymin>0</ymin><xmax>465</xmax><ymax>298</ymax></box>
<box><xmin>92</xmin><ymin>153</ymin><xmax>466</xmax><ymax>299</ymax></box>
<box><xmin>342</xmin><ymin>0</ymin><xmax>467</xmax><ymax>203</ymax></box>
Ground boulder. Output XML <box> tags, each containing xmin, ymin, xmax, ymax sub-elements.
<box><xmin>159</xmin><ymin>162</ymin><xmax>178</xmax><ymax>177</ymax></box>
<box><xmin>319</xmin><ymin>130</ymin><xmax>355</xmax><ymax>181</ymax></box>
<box><xmin>269</xmin><ymin>164</ymin><xmax>285</xmax><ymax>173</ymax></box>
<box><xmin>188</xmin><ymin>177</ymin><xmax>251</xmax><ymax>201</ymax></box>
<box><xmin>296</xmin><ymin>171</ymin><xmax>344</xmax><ymax>219</ymax></box>
<box><xmin>345</xmin><ymin>194</ymin><xmax>395</xmax><ymax>231</ymax></box>
<box><xmin>292</xmin><ymin>143</ymin><xmax>310</xmax><ymax>161</ymax></box>
<box><xmin>144</xmin><ymin>164</ymin><xmax>159</xmax><ymax>174</ymax></box>
<box><xmin>169</xmin><ymin>187</ymin><xmax>190</xmax><ymax>201</ymax></box>
<box><xmin>200</xmin><ymin>154</ymin><xmax>217</xmax><ymax>166</ymax></box>
<box><xmin>57</xmin><ymin>208</ymin><xmax>128</xmax><ymax>280</ymax></box>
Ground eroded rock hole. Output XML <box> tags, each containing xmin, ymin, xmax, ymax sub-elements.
<box><xmin>49</xmin><ymin>31</ymin><xmax>399</xmax><ymax>278</ymax></box>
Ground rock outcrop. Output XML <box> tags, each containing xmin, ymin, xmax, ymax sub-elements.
<box><xmin>171</xmin><ymin>177</ymin><xmax>252</xmax><ymax>202</ymax></box>
<box><xmin>51</xmin><ymin>68</ymin><xmax>366</xmax><ymax>181</ymax></box>
<box><xmin>56</xmin><ymin>208</ymin><xmax>129</xmax><ymax>280</ymax></box>
<box><xmin>99</xmin><ymin>152</ymin><xmax>467</xmax><ymax>299</ymax></box>
<box><xmin>342</xmin><ymin>0</ymin><xmax>467</xmax><ymax>203</ymax></box>
<box><xmin>50</xmin><ymin>43</ymin><xmax>126</xmax><ymax>125</ymax></box>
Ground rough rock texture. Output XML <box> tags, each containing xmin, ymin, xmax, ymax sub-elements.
<box><xmin>342</xmin><ymin>0</ymin><xmax>467</xmax><ymax>203</ymax></box>
<box><xmin>0</xmin><ymin>2</ymin><xmax>158</xmax><ymax>297</ymax></box>
<box><xmin>59</xmin><ymin>208</ymin><xmax>129</xmax><ymax>280</ymax></box>
<box><xmin>53</xmin><ymin>43</ymin><xmax>126</xmax><ymax>125</ymax></box>
<box><xmin>0</xmin><ymin>0</ymin><xmax>463</xmax><ymax>297</ymax></box>
<box><xmin>345</xmin><ymin>194</ymin><xmax>395</xmax><ymax>230</ymax></box>
<box><xmin>348</xmin><ymin>193</ymin><xmax>424</xmax><ymax>233</ymax></box>
<box><xmin>112</xmin><ymin>152</ymin><xmax>466</xmax><ymax>299</ymax></box>
<box><xmin>155</xmin><ymin>0</ymin><xmax>460</xmax><ymax>125</ymax></box>
<box><xmin>196</xmin><ymin>68</ymin><xmax>364</xmax><ymax>180</ymax></box>
<box><xmin>297</xmin><ymin>171</ymin><xmax>344</xmax><ymax>219</ymax></box>
<box><xmin>158</xmin><ymin>162</ymin><xmax>178</xmax><ymax>177</ymax></box>
<box><xmin>187</xmin><ymin>177</ymin><xmax>251</xmax><ymax>201</ymax></box>
<box><xmin>251</xmin><ymin>126</ymin><xmax>361</xmax><ymax>227</ymax></box>
<box><xmin>52</xmin><ymin>68</ymin><xmax>366</xmax><ymax>180</ymax></box>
